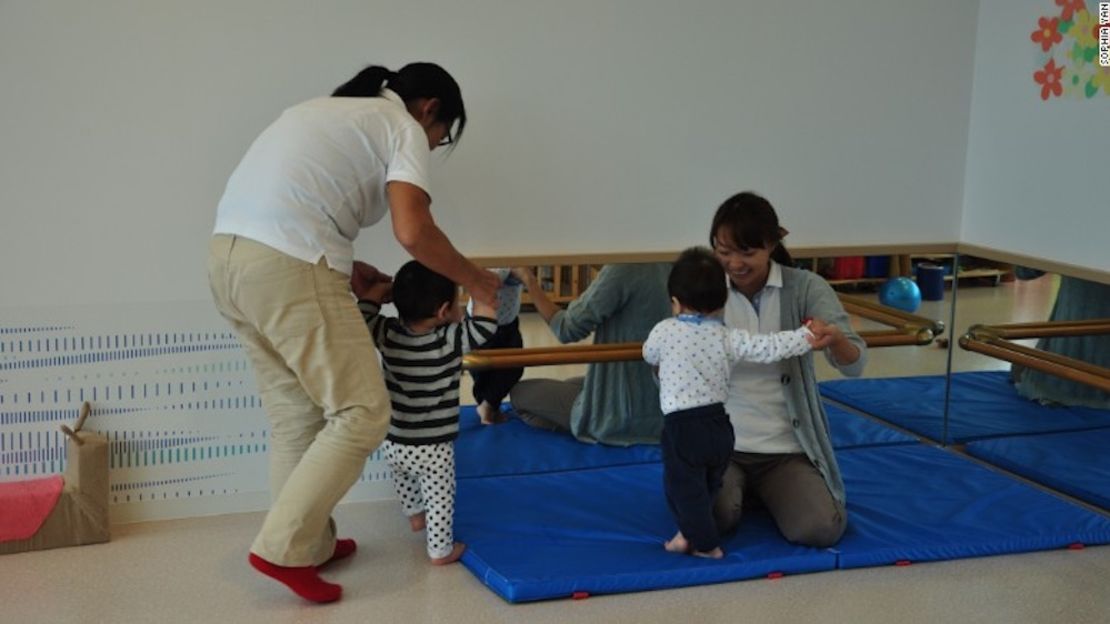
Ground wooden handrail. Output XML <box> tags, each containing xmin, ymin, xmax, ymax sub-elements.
<box><xmin>838</xmin><ymin>293</ymin><xmax>946</xmax><ymax>336</ymax></box>
<box><xmin>958</xmin><ymin>333</ymin><xmax>1110</xmax><ymax>394</ymax></box>
<box><xmin>858</xmin><ymin>328</ymin><xmax>936</xmax><ymax>347</ymax></box>
<box><xmin>464</xmin><ymin>328</ymin><xmax>933</xmax><ymax>370</ymax></box>
<box><xmin>969</xmin><ymin>319</ymin><xmax>1110</xmax><ymax>340</ymax></box>
<box><xmin>465</xmin><ymin>346</ymin><xmax>645</xmax><ymax>369</ymax></box>
<box><xmin>463</xmin><ymin>291</ymin><xmax>943</xmax><ymax>370</ymax></box>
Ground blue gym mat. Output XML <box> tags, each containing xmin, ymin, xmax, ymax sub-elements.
<box><xmin>454</xmin><ymin>464</ymin><xmax>837</xmax><ymax>603</ymax></box>
<box><xmin>454</xmin><ymin>408</ymin><xmax>660</xmax><ymax>480</ymax></box>
<box><xmin>822</xmin><ymin>403</ymin><xmax>917</xmax><ymax>448</ymax></box>
<box><xmin>819</xmin><ymin>371</ymin><xmax>1110</xmax><ymax>443</ymax></box>
<box><xmin>454</xmin><ymin>442</ymin><xmax>1110</xmax><ymax>602</ymax></box>
<box><xmin>966</xmin><ymin>429</ymin><xmax>1110</xmax><ymax>510</ymax></box>
<box><xmin>454</xmin><ymin>403</ymin><xmax>913</xmax><ymax>480</ymax></box>
<box><xmin>832</xmin><ymin>444</ymin><xmax>1110</xmax><ymax>568</ymax></box>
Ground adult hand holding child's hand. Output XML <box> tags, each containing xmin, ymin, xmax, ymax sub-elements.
<box><xmin>351</xmin><ymin>261</ymin><xmax>393</xmax><ymax>301</ymax></box>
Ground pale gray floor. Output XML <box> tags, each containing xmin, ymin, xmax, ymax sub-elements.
<box><xmin>3</xmin><ymin>500</ymin><xmax>1106</xmax><ymax>624</ymax></box>
<box><xmin>3</xmin><ymin>275</ymin><xmax>1108</xmax><ymax>624</ymax></box>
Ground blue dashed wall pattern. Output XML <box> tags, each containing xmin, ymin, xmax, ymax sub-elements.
<box><xmin>0</xmin><ymin>303</ymin><xmax>394</xmax><ymax>522</ymax></box>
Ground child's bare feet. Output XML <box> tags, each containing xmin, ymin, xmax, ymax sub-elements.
<box><xmin>664</xmin><ymin>531</ymin><xmax>690</xmax><ymax>553</ymax></box>
<box><xmin>665</xmin><ymin>532</ymin><xmax>723</xmax><ymax>558</ymax></box>
<box><xmin>477</xmin><ymin>401</ymin><xmax>508</xmax><ymax>425</ymax></box>
<box><xmin>430</xmin><ymin>542</ymin><xmax>466</xmax><ymax>565</ymax></box>
<box><xmin>408</xmin><ymin>512</ymin><xmax>426</xmax><ymax>532</ymax></box>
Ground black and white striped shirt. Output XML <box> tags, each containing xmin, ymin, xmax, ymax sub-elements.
<box><xmin>360</xmin><ymin>301</ymin><xmax>497</xmax><ymax>445</ymax></box>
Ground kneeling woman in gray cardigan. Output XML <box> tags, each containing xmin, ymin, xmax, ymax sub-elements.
<box><xmin>709</xmin><ymin>192</ymin><xmax>868</xmax><ymax>548</ymax></box>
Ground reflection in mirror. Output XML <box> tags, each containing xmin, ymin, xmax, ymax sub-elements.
<box><xmin>464</xmin><ymin>254</ymin><xmax>961</xmax><ymax>451</ymax></box>
<box><xmin>952</xmin><ymin>262</ymin><xmax>1110</xmax><ymax>511</ymax></box>
<box><xmin>465</xmin><ymin>261</ymin><xmax>672</xmax><ymax>445</ymax></box>
<box><xmin>809</xmin><ymin>253</ymin><xmax>956</xmax><ymax>449</ymax></box>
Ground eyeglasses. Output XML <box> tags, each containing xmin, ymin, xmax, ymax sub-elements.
<box><xmin>437</xmin><ymin>129</ymin><xmax>454</xmax><ymax>147</ymax></box>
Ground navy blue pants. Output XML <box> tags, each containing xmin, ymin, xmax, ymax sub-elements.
<box><xmin>661</xmin><ymin>403</ymin><xmax>736</xmax><ymax>553</ymax></box>
<box><xmin>471</xmin><ymin>318</ymin><xmax>524</xmax><ymax>408</ymax></box>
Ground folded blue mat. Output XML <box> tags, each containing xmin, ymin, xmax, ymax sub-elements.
<box><xmin>819</xmin><ymin>371</ymin><xmax>1110</xmax><ymax>443</ymax></box>
<box><xmin>455</xmin><ymin>443</ymin><xmax>1110</xmax><ymax>602</ymax></box>
<box><xmin>833</xmin><ymin>444</ymin><xmax>1110</xmax><ymax>568</ymax></box>
<box><xmin>454</xmin><ymin>403</ymin><xmax>912</xmax><ymax>480</ymax></box>
<box><xmin>966</xmin><ymin>429</ymin><xmax>1110</xmax><ymax>510</ymax></box>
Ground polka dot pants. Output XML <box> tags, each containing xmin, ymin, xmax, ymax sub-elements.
<box><xmin>382</xmin><ymin>440</ymin><xmax>456</xmax><ymax>559</ymax></box>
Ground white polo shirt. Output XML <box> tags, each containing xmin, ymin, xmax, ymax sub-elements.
<box><xmin>723</xmin><ymin>261</ymin><xmax>804</xmax><ymax>454</ymax></box>
<box><xmin>213</xmin><ymin>89</ymin><xmax>432</xmax><ymax>275</ymax></box>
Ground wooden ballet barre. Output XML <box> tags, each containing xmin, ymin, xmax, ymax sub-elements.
<box><xmin>465</xmin><ymin>291</ymin><xmax>945</xmax><ymax>371</ymax></box>
<box><xmin>479</xmin><ymin>342</ymin><xmax>643</xmax><ymax>357</ymax></box>
<box><xmin>464</xmin><ymin>329</ymin><xmax>933</xmax><ymax>370</ymax></box>
<box><xmin>968</xmin><ymin>319</ymin><xmax>1110</xmax><ymax>340</ymax></box>
<box><xmin>959</xmin><ymin>329</ymin><xmax>1110</xmax><ymax>394</ymax></box>
<box><xmin>858</xmin><ymin>328</ymin><xmax>935</xmax><ymax>347</ymax></box>
<box><xmin>963</xmin><ymin>327</ymin><xmax>1110</xmax><ymax>377</ymax></box>
<box><xmin>465</xmin><ymin>345</ymin><xmax>643</xmax><ymax>370</ymax></box>
<box><xmin>838</xmin><ymin>293</ymin><xmax>946</xmax><ymax>337</ymax></box>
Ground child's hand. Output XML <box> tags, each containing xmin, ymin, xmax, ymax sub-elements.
<box><xmin>511</xmin><ymin>267</ymin><xmax>537</xmax><ymax>288</ymax></box>
<box><xmin>805</xmin><ymin>318</ymin><xmax>842</xmax><ymax>350</ymax></box>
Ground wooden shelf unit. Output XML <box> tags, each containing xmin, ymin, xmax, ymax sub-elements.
<box><xmin>466</xmin><ymin>255</ymin><xmax>1011</xmax><ymax>308</ymax></box>
<box><xmin>525</xmin><ymin>263</ymin><xmax>603</xmax><ymax>306</ymax></box>
<box><xmin>797</xmin><ymin>254</ymin><xmax>1011</xmax><ymax>289</ymax></box>
<box><xmin>460</xmin><ymin>264</ymin><xmax>604</xmax><ymax>308</ymax></box>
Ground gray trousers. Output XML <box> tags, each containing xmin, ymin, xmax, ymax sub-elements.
<box><xmin>712</xmin><ymin>452</ymin><xmax>847</xmax><ymax>548</ymax></box>
<box><xmin>509</xmin><ymin>376</ymin><xmax>585</xmax><ymax>432</ymax></box>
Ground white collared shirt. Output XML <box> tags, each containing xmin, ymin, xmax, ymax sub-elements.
<box><xmin>723</xmin><ymin>261</ymin><xmax>804</xmax><ymax>453</ymax></box>
<box><xmin>213</xmin><ymin>89</ymin><xmax>431</xmax><ymax>275</ymax></box>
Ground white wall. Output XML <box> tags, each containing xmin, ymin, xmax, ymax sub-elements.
<box><xmin>962</xmin><ymin>0</ymin><xmax>1110</xmax><ymax>272</ymax></box>
<box><xmin>1</xmin><ymin>0</ymin><xmax>980</xmax><ymax>308</ymax></box>
<box><xmin>0</xmin><ymin>0</ymin><xmax>980</xmax><ymax>520</ymax></box>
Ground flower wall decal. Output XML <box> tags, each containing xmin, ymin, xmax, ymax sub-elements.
<box><xmin>1031</xmin><ymin>1</ymin><xmax>1109</xmax><ymax>99</ymax></box>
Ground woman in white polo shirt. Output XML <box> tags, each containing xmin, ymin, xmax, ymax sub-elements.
<box><xmin>708</xmin><ymin>192</ymin><xmax>867</xmax><ymax>549</ymax></box>
<box><xmin>207</xmin><ymin>62</ymin><xmax>499</xmax><ymax>603</ymax></box>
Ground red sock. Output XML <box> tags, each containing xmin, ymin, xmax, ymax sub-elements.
<box><xmin>248</xmin><ymin>553</ymin><xmax>342</xmax><ymax>603</ymax></box>
<box><xmin>318</xmin><ymin>538</ymin><xmax>357</xmax><ymax>569</ymax></box>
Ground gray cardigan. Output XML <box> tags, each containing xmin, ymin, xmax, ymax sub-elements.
<box><xmin>773</xmin><ymin>265</ymin><xmax>868</xmax><ymax>505</ymax></box>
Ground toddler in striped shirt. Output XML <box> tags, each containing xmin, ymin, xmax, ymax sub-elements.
<box><xmin>359</xmin><ymin>260</ymin><xmax>498</xmax><ymax>564</ymax></box>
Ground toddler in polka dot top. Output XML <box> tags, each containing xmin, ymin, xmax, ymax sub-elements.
<box><xmin>642</xmin><ymin>247</ymin><xmax>820</xmax><ymax>559</ymax></box>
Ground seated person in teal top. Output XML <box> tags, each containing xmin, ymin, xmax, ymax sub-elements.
<box><xmin>511</xmin><ymin>263</ymin><xmax>672</xmax><ymax>446</ymax></box>
<box><xmin>1011</xmin><ymin>268</ymin><xmax>1110</xmax><ymax>409</ymax></box>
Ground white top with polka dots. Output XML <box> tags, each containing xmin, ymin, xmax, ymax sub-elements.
<box><xmin>466</xmin><ymin>268</ymin><xmax>523</xmax><ymax>325</ymax></box>
<box><xmin>642</xmin><ymin>315</ymin><xmax>812</xmax><ymax>415</ymax></box>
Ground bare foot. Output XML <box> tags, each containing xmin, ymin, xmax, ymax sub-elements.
<box><xmin>430</xmin><ymin>542</ymin><xmax>466</xmax><ymax>565</ymax></box>
<box><xmin>693</xmin><ymin>547</ymin><xmax>724</xmax><ymax>559</ymax></box>
<box><xmin>408</xmin><ymin>512</ymin><xmax>426</xmax><ymax>532</ymax></box>
<box><xmin>477</xmin><ymin>401</ymin><xmax>508</xmax><ymax>425</ymax></box>
<box><xmin>664</xmin><ymin>531</ymin><xmax>689</xmax><ymax>554</ymax></box>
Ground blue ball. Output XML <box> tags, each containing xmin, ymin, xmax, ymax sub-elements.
<box><xmin>878</xmin><ymin>277</ymin><xmax>922</xmax><ymax>312</ymax></box>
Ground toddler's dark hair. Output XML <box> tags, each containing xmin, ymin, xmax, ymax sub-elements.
<box><xmin>392</xmin><ymin>260</ymin><xmax>457</xmax><ymax>322</ymax></box>
<box><xmin>668</xmin><ymin>247</ymin><xmax>727</xmax><ymax>314</ymax></box>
